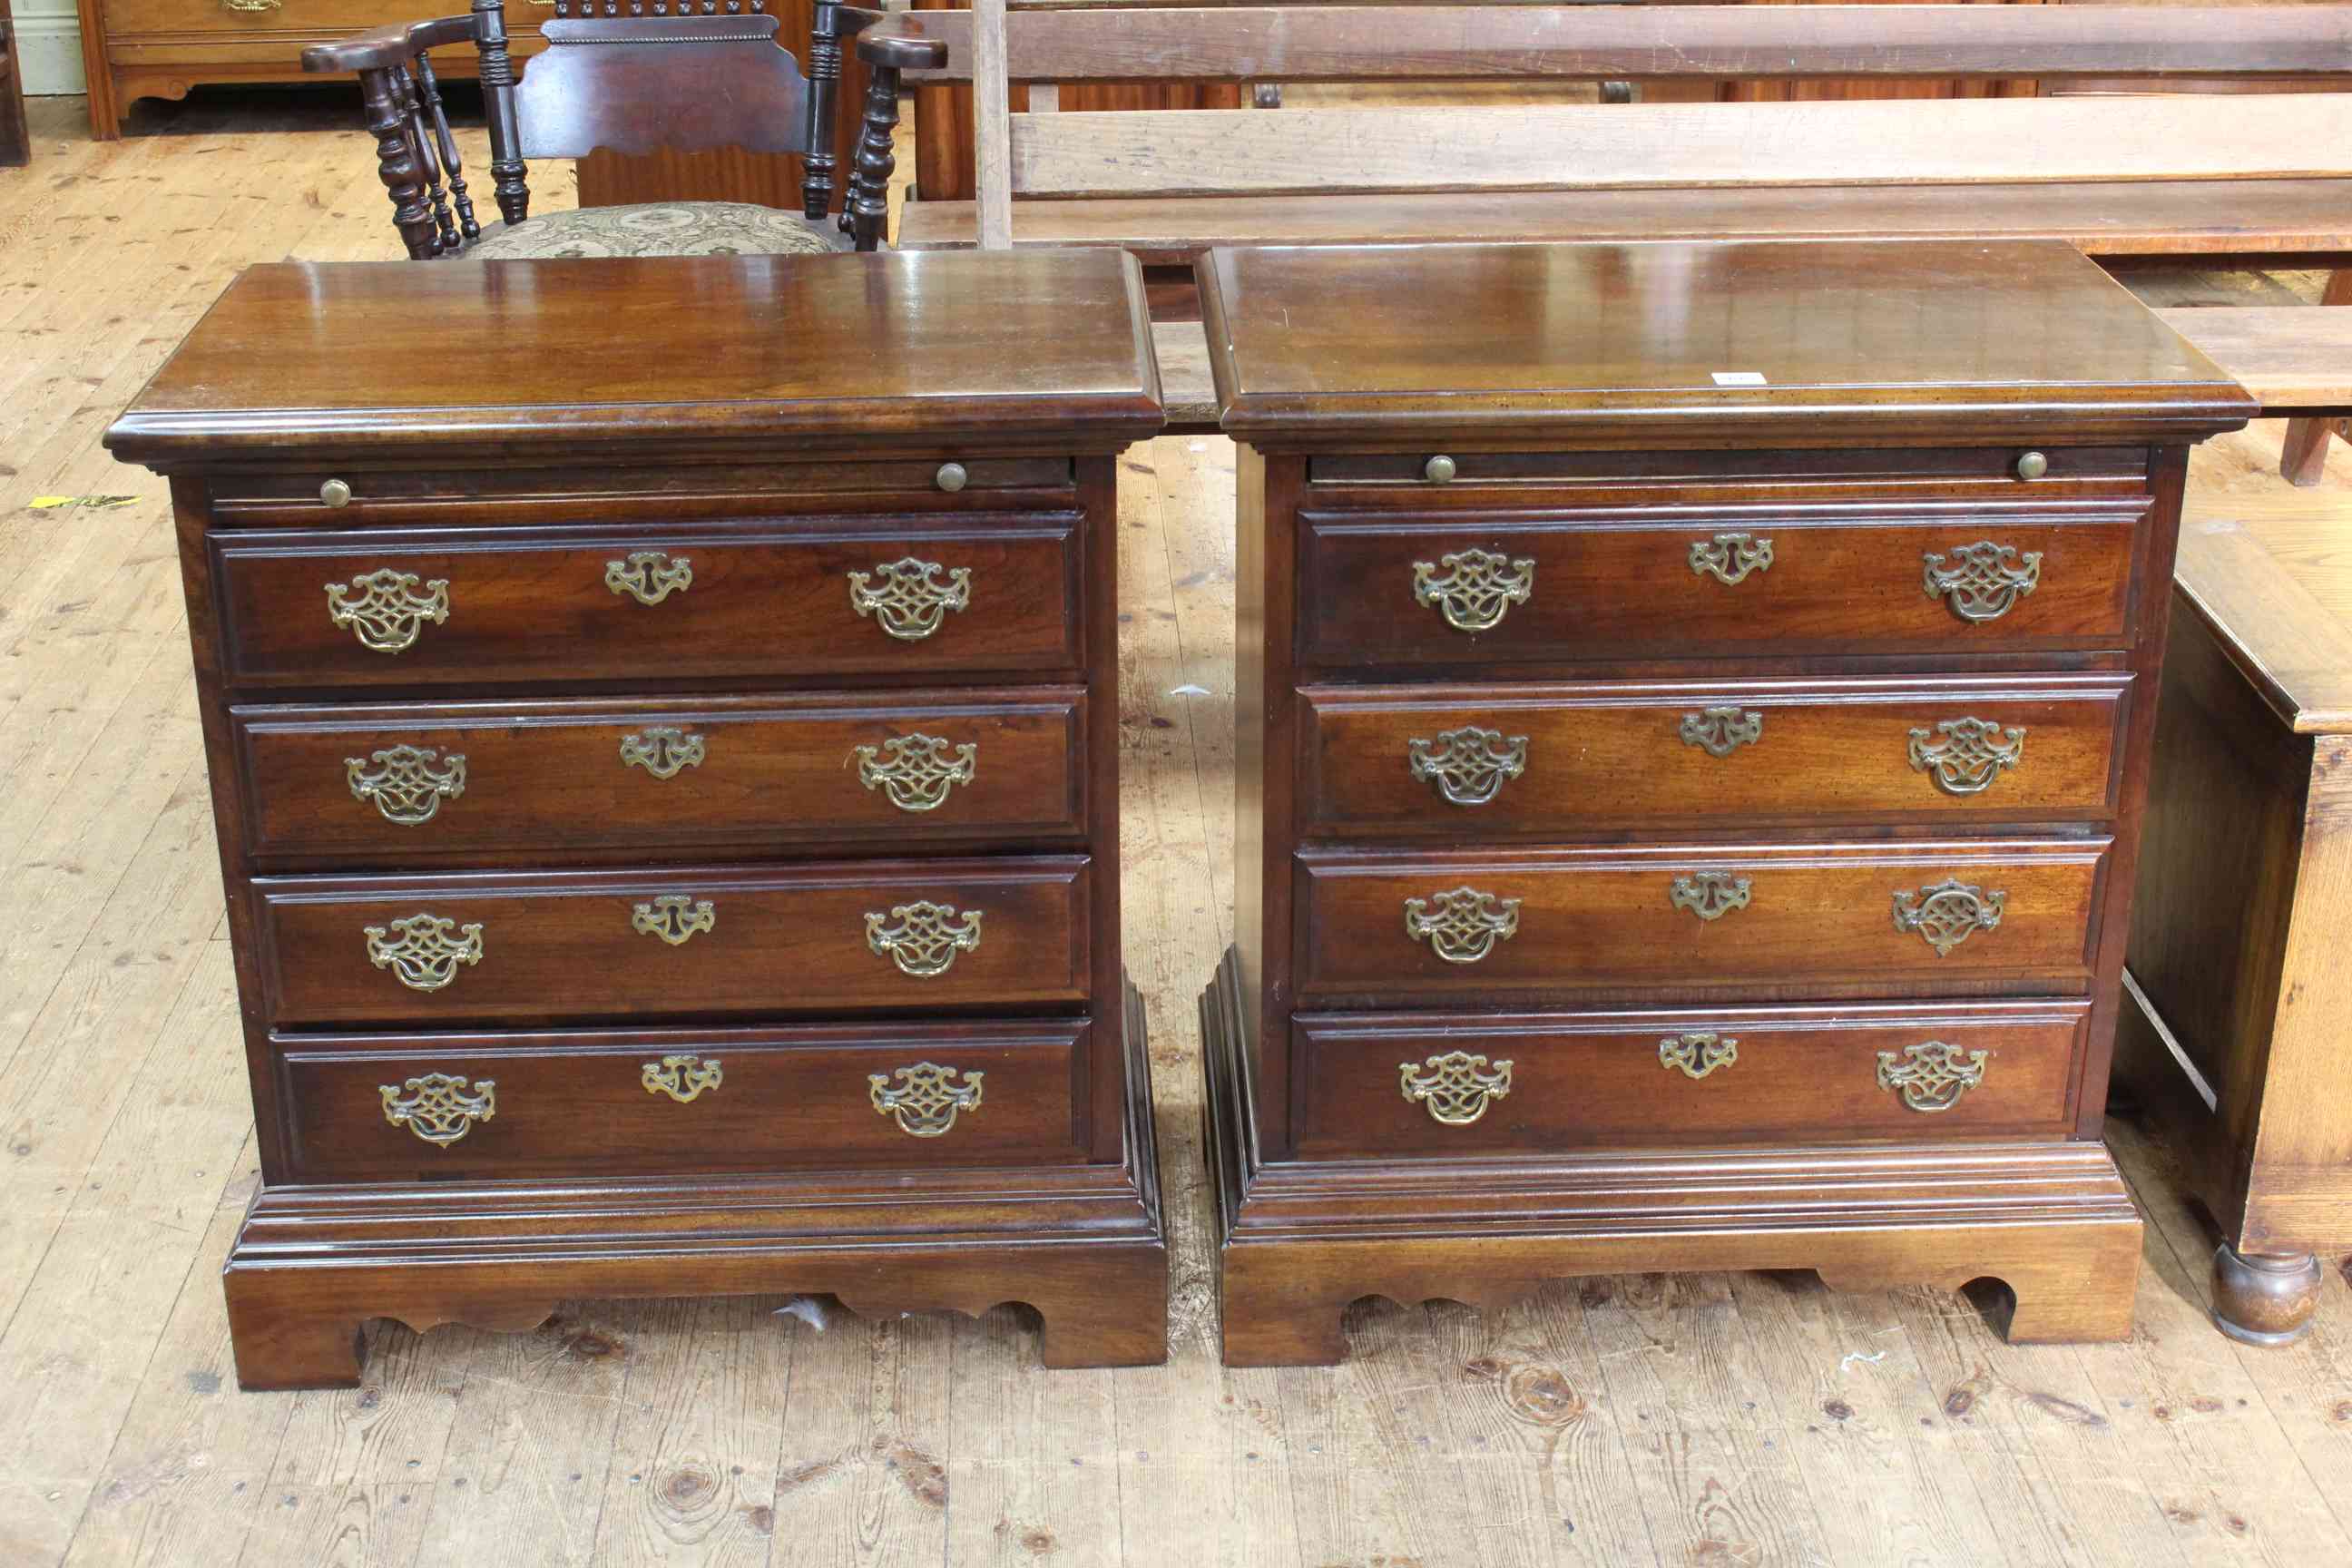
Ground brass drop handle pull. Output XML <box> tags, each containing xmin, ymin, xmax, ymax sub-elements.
<box><xmin>1403</xmin><ymin>886</ymin><xmax>1520</xmax><ymax>964</ymax></box>
<box><xmin>1891</xmin><ymin>877</ymin><xmax>2005</xmax><ymax>956</ymax></box>
<box><xmin>857</xmin><ymin>733</ymin><xmax>978</xmax><ymax>811</ymax></box>
<box><xmin>1877</xmin><ymin>1042</ymin><xmax>1987</xmax><ymax>1111</ymax></box>
<box><xmin>223</xmin><ymin>0</ymin><xmax>286</xmax><ymax>13</ymax></box>
<box><xmin>364</xmin><ymin>913</ymin><xmax>485</xmax><ymax>992</ymax></box>
<box><xmin>380</xmin><ymin>1073</ymin><xmax>495</xmax><ymax>1145</ymax></box>
<box><xmin>870</xmin><ymin>1062</ymin><xmax>985</xmax><ymax>1135</ymax></box>
<box><xmin>2014</xmin><ymin>451</ymin><xmax>2049</xmax><ymax>481</ymax></box>
<box><xmin>642</xmin><ymin>1054</ymin><xmax>723</xmax><ymax>1103</ymax></box>
<box><xmin>1907</xmin><ymin>717</ymin><xmax>2024</xmax><ymax>796</ymax></box>
<box><xmin>935</xmin><ymin>461</ymin><xmax>969</xmax><ymax>493</ymax></box>
<box><xmin>1399</xmin><ymin>1051</ymin><xmax>1512</xmax><ymax>1124</ymax></box>
<box><xmin>866</xmin><ymin>900</ymin><xmax>985</xmax><ymax>977</ymax></box>
<box><xmin>1411</xmin><ymin>548</ymin><xmax>1534</xmax><ymax>633</ymax></box>
<box><xmin>848</xmin><ymin>556</ymin><xmax>973</xmax><ymax>641</ymax></box>
<box><xmin>1923</xmin><ymin>543</ymin><xmax>2042</xmax><ymax>623</ymax></box>
<box><xmin>1423</xmin><ymin>455</ymin><xmax>1457</xmax><ymax>483</ymax></box>
<box><xmin>347</xmin><ymin>745</ymin><xmax>466</xmax><ymax>825</ymax></box>
<box><xmin>1406</xmin><ymin>726</ymin><xmax>1526</xmax><ymax>807</ymax></box>
<box><xmin>318</xmin><ymin>477</ymin><xmax>352</xmax><ymax>507</ymax></box>
<box><xmin>326</xmin><ymin>569</ymin><xmax>450</xmax><ymax>654</ymax></box>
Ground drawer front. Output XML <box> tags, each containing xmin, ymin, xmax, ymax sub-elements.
<box><xmin>1307</xmin><ymin>447</ymin><xmax>2150</xmax><ymax>491</ymax></box>
<box><xmin>211</xmin><ymin>518</ymin><xmax>1081</xmax><ymax>688</ymax></box>
<box><xmin>255</xmin><ymin>858</ymin><xmax>1089</xmax><ymax>1026</ymax></box>
<box><xmin>1293</xmin><ymin>1001</ymin><xmax>2090</xmax><ymax>1157</ymax></box>
<box><xmin>1298</xmin><ymin>508</ymin><xmax>2141</xmax><ymax>666</ymax></box>
<box><xmin>278</xmin><ymin>1018</ymin><xmax>1088</xmax><ymax>1182</ymax></box>
<box><xmin>235</xmin><ymin>688</ymin><xmax>1086</xmax><ymax>861</ymax></box>
<box><xmin>1296</xmin><ymin>839</ymin><xmax>2106</xmax><ymax>1003</ymax></box>
<box><xmin>1300</xmin><ymin>677</ymin><xmax>2128</xmax><ymax>838</ymax></box>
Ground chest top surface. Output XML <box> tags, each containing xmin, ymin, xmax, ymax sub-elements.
<box><xmin>1198</xmin><ymin>240</ymin><xmax>2255</xmax><ymax>449</ymax></box>
<box><xmin>107</xmin><ymin>250</ymin><xmax>1163</xmax><ymax>468</ymax></box>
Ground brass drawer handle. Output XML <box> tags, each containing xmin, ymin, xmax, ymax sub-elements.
<box><xmin>857</xmin><ymin>733</ymin><xmax>978</xmax><ymax>812</ymax></box>
<box><xmin>632</xmin><ymin>895</ymin><xmax>716</xmax><ymax>946</ymax></box>
<box><xmin>1406</xmin><ymin>725</ymin><xmax>1526</xmax><ymax>807</ymax></box>
<box><xmin>1411</xmin><ymin>547</ymin><xmax>1534</xmax><ymax>633</ymax></box>
<box><xmin>1399</xmin><ymin>1050</ymin><xmax>1512</xmax><ymax>1125</ymax></box>
<box><xmin>1891</xmin><ymin>877</ymin><xmax>2005</xmax><ymax>956</ymax></box>
<box><xmin>1877</xmin><ymin>1041</ymin><xmax>1987</xmax><ymax>1112</ymax></box>
<box><xmin>380</xmin><ymin>1073</ymin><xmax>495</xmax><ymax>1145</ymax></box>
<box><xmin>1679</xmin><ymin>706</ymin><xmax>1762</xmax><ymax>758</ymax></box>
<box><xmin>865</xmin><ymin>900</ymin><xmax>984</xmax><ymax>978</ymax></box>
<box><xmin>848</xmin><ymin>557</ymin><xmax>973</xmax><ymax>641</ymax></box>
<box><xmin>1669</xmin><ymin>872</ymin><xmax>1750</xmax><ymax>923</ymax></box>
<box><xmin>1689</xmin><ymin>532</ymin><xmax>1774</xmax><ymax>585</ymax></box>
<box><xmin>1907</xmin><ymin>717</ymin><xmax>2024</xmax><ymax>796</ymax></box>
<box><xmin>604</xmin><ymin>550</ymin><xmax>693</xmax><ymax>605</ymax></box>
<box><xmin>620</xmin><ymin>726</ymin><xmax>707</xmax><ymax>779</ymax></box>
<box><xmin>325</xmin><ymin>568</ymin><xmax>450</xmax><ymax>654</ymax></box>
<box><xmin>1404</xmin><ymin>886</ymin><xmax>1520</xmax><ymax>964</ymax></box>
<box><xmin>1923</xmin><ymin>542</ymin><xmax>2042</xmax><ymax>622</ymax></box>
<box><xmin>1660</xmin><ymin>1032</ymin><xmax>1738</xmax><ymax>1079</ymax></box>
<box><xmin>222</xmin><ymin>0</ymin><xmax>286</xmax><ymax>13</ymax></box>
<box><xmin>870</xmin><ymin>1062</ymin><xmax>985</xmax><ymax>1136</ymax></box>
<box><xmin>346</xmin><ymin>744</ymin><xmax>466</xmax><ymax>826</ymax></box>
<box><xmin>364</xmin><ymin>913</ymin><xmax>485</xmax><ymax>992</ymax></box>
<box><xmin>642</xmin><ymin>1054</ymin><xmax>723</xmax><ymax>1103</ymax></box>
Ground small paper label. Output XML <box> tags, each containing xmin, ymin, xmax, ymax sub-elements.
<box><xmin>1711</xmin><ymin>371</ymin><xmax>1769</xmax><ymax>387</ymax></box>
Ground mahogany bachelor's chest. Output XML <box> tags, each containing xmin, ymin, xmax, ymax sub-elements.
<box><xmin>1196</xmin><ymin>240</ymin><xmax>2255</xmax><ymax>1365</ymax></box>
<box><xmin>107</xmin><ymin>250</ymin><xmax>1169</xmax><ymax>1388</ymax></box>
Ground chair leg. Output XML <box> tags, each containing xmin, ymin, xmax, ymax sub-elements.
<box><xmin>359</xmin><ymin>67</ymin><xmax>440</xmax><ymax>261</ymax></box>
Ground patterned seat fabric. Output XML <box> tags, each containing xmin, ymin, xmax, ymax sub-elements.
<box><xmin>465</xmin><ymin>201</ymin><xmax>855</xmax><ymax>260</ymax></box>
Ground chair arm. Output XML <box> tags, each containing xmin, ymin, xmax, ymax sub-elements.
<box><xmin>853</xmin><ymin>14</ymin><xmax>949</xmax><ymax>73</ymax></box>
<box><xmin>301</xmin><ymin>14</ymin><xmax>475</xmax><ymax>74</ymax></box>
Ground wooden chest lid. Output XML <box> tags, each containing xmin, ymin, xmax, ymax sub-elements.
<box><xmin>1198</xmin><ymin>240</ymin><xmax>2256</xmax><ymax>449</ymax></box>
<box><xmin>107</xmin><ymin>250</ymin><xmax>1163</xmax><ymax>467</ymax></box>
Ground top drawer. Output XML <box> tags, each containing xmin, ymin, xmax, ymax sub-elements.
<box><xmin>1298</xmin><ymin>505</ymin><xmax>2146</xmax><ymax>668</ymax></box>
<box><xmin>209</xmin><ymin>516</ymin><xmax>1083</xmax><ymax>689</ymax></box>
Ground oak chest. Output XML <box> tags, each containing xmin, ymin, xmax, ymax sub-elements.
<box><xmin>107</xmin><ymin>250</ymin><xmax>1168</xmax><ymax>1388</ymax></box>
<box><xmin>1195</xmin><ymin>240</ymin><xmax>2255</xmax><ymax>1365</ymax></box>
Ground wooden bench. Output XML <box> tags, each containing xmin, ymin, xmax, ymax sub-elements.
<box><xmin>862</xmin><ymin>4</ymin><xmax>2352</xmax><ymax>450</ymax></box>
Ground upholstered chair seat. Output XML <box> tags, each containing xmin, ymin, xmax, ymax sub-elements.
<box><xmin>465</xmin><ymin>201</ymin><xmax>857</xmax><ymax>260</ymax></box>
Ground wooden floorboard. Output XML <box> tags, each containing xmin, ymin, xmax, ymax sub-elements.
<box><xmin>2</xmin><ymin>87</ymin><xmax>2351</xmax><ymax>1568</ymax></box>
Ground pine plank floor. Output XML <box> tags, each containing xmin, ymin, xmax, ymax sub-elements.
<box><xmin>4</xmin><ymin>87</ymin><xmax>2352</xmax><ymax>1568</ymax></box>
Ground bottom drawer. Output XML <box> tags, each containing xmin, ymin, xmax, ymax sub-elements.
<box><xmin>1294</xmin><ymin>1001</ymin><xmax>2089</xmax><ymax>1158</ymax></box>
<box><xmin>276</xmin><ymin>1019</ymin><xmax>1089</xmax><ymax>1182</ymax></box>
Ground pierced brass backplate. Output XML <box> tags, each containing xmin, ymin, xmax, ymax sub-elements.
<box><xmin>869</xmin><ymin>1062</ymin><xmax>985</xmax><ymax>1136</ymax></box>
<box><xmin>1891</xmin><ymin>877</ymin><xmax>2006</xmax><ymax>956</ymax></box>
<box><xmin>1679</xmin><ymin>706</ymin><xmax>1763</xmax><ymax>758</ymax></box>
<box><xmin>1406</xmin><ymin>725</ymin><xmax>1528</xmax><ymax>807</ymax></box>
<box><xmin>1403</xmin><ymin>887</ymin><xmax>1522</xmax><ymax>964</ymax></box>
<box><xmin>848</xmin><ymin>557</ymin><xmax>973</xmax><ymax>641</ymax></box>
<box><xmin>1923</xmin><ymin>542</ymin><xmax>2043</xmax><ymax>622</ymax></box>
<box><xmin>364</xmin><ymin>913</ymin><xmax>485</xmax><ymax>992</ymax></box>
<box><xmin>1411</xmin><ymin>548</ymin><xmax>1535</xmax><ymax>632</ymax></box>
<box><xmin>325</xmin><ymin>568</ymin><xmax>450</xmax><ymax>654</ymax></box>
<box><xmin>1689</xmin><ymin>533</ymin><xmax>1774</xmax><ymax>585</ymax></box>
<box><xmin>632</xmin><ymin>895</ymin><xmax>716</xmax><ymax>946</ymax></box>
<box><xmin>619</xmin><ymin>726</ymin><xmax>707</xmax><ymax>780</ymax></box>
<box><xmin>1659</xmin><ymin>1032</ymin><xmax>1739</xmax><ymax>1079</ymax></box>
<box><xmin>1877</xmin><ymin>1041</ymin><xmax>1988</xmax><ymax>1112</ymax></box>
<box><xmin>380</xmin><ymin>1073</ymin><xmax>495</xmax><ymax>1145</ymax></box>
<box><xmin>346</xmin><ymin>744</ymin><xmax>467</xmax><ymax>826</ymax></box>
<box><xmin>1907</xmin><ymin>717</ymin><xmax>2025</xmax><ymax>797</ymax></box>
<box><xmin>1669</xmin><ymin>871</ymin><xmax>1751</xmax><ymax>922</ymax></box>
<box><xmin>856</xmin><ymin>733</ymin><xmax>978</xmax><ymax>812</ymax></box>
<box><xmin>1398</xmin><ymin>1051</ymin><xmax>1514</xmax><ymax>1125</ymax></box>
<box><xmin>604</xmin><ymin>550</ymin><xmax>693</xmax><ymax>605</ymax></box>
<box><xmin>642</xmin><ymin>1054</ymin><xmax>723</xmax><ymax>1103</ymax></box>
<box><xmin>865</xmin><ymin>900</ymin><xmax>985</xmax><ymax>978</ymax></box>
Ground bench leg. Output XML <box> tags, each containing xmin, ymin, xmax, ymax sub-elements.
<box><xmin>2281</xmin><ymin>270</ymin><xmax>2352</xmax><ymax>485</ymax></box>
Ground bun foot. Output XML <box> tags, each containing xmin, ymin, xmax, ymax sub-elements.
<box><xmin>2211</xmin><ymin>1244</ymin><xmax>2322</xmax><ymax>1346</ymax></box>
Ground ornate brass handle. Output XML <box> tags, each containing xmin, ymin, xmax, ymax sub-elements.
<box><xmin>325</xmin><ymin>569</ymin><xmax>450</xmax><ymax>654</ymax></box>
<box><xmin>1679</xmin><ymin>706</ymin><xmax>1762</xmax><ymax>758</ymax></box>
<box><xmin>848</xmin><ymin>557</ymin><xmax>973</xmax><ymax>641</ymax></box>
<box><xmin>1689</xmin><ymin>533</ymin><xmax>1773</xmax><ymax>585</ymax></box>
<box><xmin>632</xmin><ymin>895</ymin><xmax>716</xmax><ymax>946</ymax></box>
<box><xmin>1891</xmin><ymin>877</ymin><xmax>2005</xmax><ymax>956</ymax></box>
<box><xmin>221</xmin><ymin>0</ymin><xmax>285</xmax><ymax>12</ymax></box>
<box><xmin>857</xmin><ymin>733</ymin><xmax>978</xmax><ymax>812</ymax></box>
<box><xmin>642</xmin><ymin>1054</ymin><xmax>723</xmax><ymax>1102</ymax></box>
<box><xmin>1660</xmin><ymin>1033</ymin><xmax>1738</xmax><ymax>1078</ymax></box>
<box><xmin>870</xmin><ymin>1062</ymin><xmax>985</xmax><ymax>1135</ymax></box>
<box><xmin>1669</xmin><ymin>872</ymin><xmax>1750</xmax><ymax>922</ymax></box>
<box><xmin>1411</xmin><ymin>548</ymin><xmax>1534</xmax><ymax>633</ymax></box>
<box><xmin>605</xmin><ymin>551</ymin><xmax>693</xmax><ymax>605</ymax></box>
<box><xmin>347</xmin><ymin>745</ymin><xmax>466</xmax><ymax>826</ymax></box>
<box><xmin>1907</xmin><ymin>717</ymin><xmax>2024</xmax><ymax>796</ymax></box>
<box><xmin>1406</xmin><ymin>726</ymin><xmax>1527</xmax><ymax>807</ymax></box>
<box><xmin>1877</xmin><ymin>1041</ymin><xmax>1987</xmax><ymax>1112</ymax></box>
<box><xmin>1398</xmin><ymin>1051</ymin><xmax>1513</xmax><ymax>1124</ymax></box>
<box><xmin>620</xmin><ymin>726</ymin><xmax>706</xmax><ymax>779</ymax></box>
<box><xmin>865</xmin><ymin>900</ymin><xmax>984</xmax><ymax>977</ymax></box>
<box><xmin>1403</xmin><ymin>886</ymin><xmax>1521</xmax><ymax>964</ymax></box>
<box><xmin>1923</xmin><ymin>542</ymin><xmax>2042</xmax><ymax>622</ymax></box>
<box><xmin>380</xmin><ymin>1073</ymin><xmax>495</xmax><ymax>1145</ymax></box>
<box><xmin>364</xmin><ymin>913</ymin><xmax>484</xmax><ymax>992</ymax></box>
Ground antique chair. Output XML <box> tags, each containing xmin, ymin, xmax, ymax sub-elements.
<box><xmin>302</xmin><ymin>0</ymin><xmax>945</xmax><ymax>260</ymax></box>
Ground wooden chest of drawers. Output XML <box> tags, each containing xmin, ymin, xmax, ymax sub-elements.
<box><xmin>107</xmin><ymin>250</ymin><xmax>1168</xmax><ymax>1388</ymax></box>
<box><xmin>1196</xmin><ymin>240</ymin><xmax>2255</xmax><ymax>1366</ymax></box>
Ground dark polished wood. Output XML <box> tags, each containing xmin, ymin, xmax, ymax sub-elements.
<box><xmin>1200</xmin><ymin>239</ymin><xmax>2252</xmax><ymax>1365</ymax></box>
<box><xmin>106</xmin><ymin>249</ymin><xmax>1166</xmax><ymax>1387</ymax></box>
